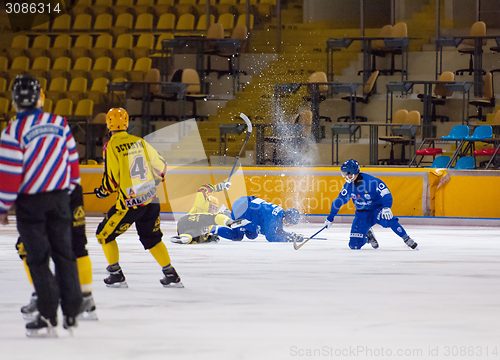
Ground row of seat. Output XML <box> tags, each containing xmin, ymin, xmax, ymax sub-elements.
<box><xmin>1</xmin><ymin>56</ymin><xmax>152</xmax><ymax>83</ymax></box>
<box><xmin>414</xmin><ymin>123</ymin><xmax>500</xmax><ymax>169</ymax></box>
<box><xmin>25</xmin><ymin>11</ymin><xmax>251</xmax><ymax>36</ymax></box>
<box><xmin>3</xmin><ymin>33</ymin><xmax>175</xmax><ymax>64</ymax></box>
<box><xmin>58</xmin><ymin>0</ymin><xmax>271</xmax><ymax>24</ymax></box>
<box><xmin>0</xmin><ymin>97</ymin><xmax>94</xmax><ymax>121</ymax></box>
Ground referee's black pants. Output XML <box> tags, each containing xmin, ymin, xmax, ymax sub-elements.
<box><xmin>15</xmin><ymin>190</ymin><xmax>82</xmax><ymax>321</ymax></box>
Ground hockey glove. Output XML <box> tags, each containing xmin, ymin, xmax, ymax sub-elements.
<box><xmin>286</xmin><ymin>232</ymin><xmax>304</xmax><ymax>243</ymax></box>
<box><xmin>324</xmin><ymin>219</ymin><xmax>333</xmax><ymax>229</ymax></box>
<box><xmin>94</xmin><ymin>187</ymin><xmax>109</xmax><ymax>199</ymax></box>
<box><xmin>216</xmin><ymin>181</ymin><xmax>231</xmax><ymax>192</ymax></box>
<box><xmin>226</xmin><ymin>218</ymin><xmax>251</xmax><ymax>229</ymax></box>
<box><xmin>380</xmin><ymin>207</ymin><xmax>393</xmax><ymax>220</ymax></box>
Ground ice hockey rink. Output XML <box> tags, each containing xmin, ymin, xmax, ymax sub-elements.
<box><xmin>1</xmin><ymin>216</ymin><xmax>499</xmax><ymax>360</ymax></box>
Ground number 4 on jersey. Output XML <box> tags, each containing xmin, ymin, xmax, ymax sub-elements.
<box><xmin>130</xmin><ymin>156</ymin><xmax>148</xmax><ymax>180</ymax></box>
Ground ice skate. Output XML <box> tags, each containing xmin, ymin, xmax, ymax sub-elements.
<box><xmin>26</xmin><ymin>315</ymin><xmax>57</xmax><ymax>338</ymax></box>
<box><xmin>104</xmin><ymin>265</ymin><xmax>128</xmax><ymax>288</ymax></box>
<box><xmin>226</xmin><ymin>218</ymin><xmax>251</xmax><ymax>229</ymax></box>
<box><xmin>21</xmin><ymin>292</ymin><xmax>38</xmax><ymax>320</ymax></box>
<box><xmin>63</xmin><ymin>316</ymin><xmax>78</xmax><ymax>336</ymax></box>
<box><xmin>367</xmin><ymin>229</ymin><xmax>379</xmax><ymax>249</ymax></box>
<box><xmin>160</xmin><ymin>267</ymin><xmax>184</xmax><ymax>288</ymax></box>
<box><xmin>403</xmin><ymin>236</ymin><xmax>418</xmax><ymax>249</ymax></box>
<box><xmin>170</xmin><ymin>235</ymin><xmax>192</xmax><ymax>244</ymax></box>
<box><xmin>77</xmin><ymin>292</ymin><xmax>98</xmax><ymax>321</ymax></box>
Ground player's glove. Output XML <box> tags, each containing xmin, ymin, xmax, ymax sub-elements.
<box><xmin>380</xmin><ymin>207</ymin><xmax>393</xmax><ymax>220</ymax></box>
<box><xmin>94</xmin><ymin>187</ymin><xmax>109</xmax><ymax>199</ymax></box>
<box><xmin>216</xmin><ymin>181</ymin><xmax>231</xmax><ymax>192</ymax></box>
<box><xmin>226</xmin><ymin>218</ymin><xmax>251</xmax><ymax>229</ymax></box>
<box><xmin>324</xmin><ymin>219</ymin><xmax>333</xmax><ymax>229</ymax></box>
<box><xmin>286</xmin><ymin>232</ymin><xmax>304</xmax><ymax>243</ymax></box>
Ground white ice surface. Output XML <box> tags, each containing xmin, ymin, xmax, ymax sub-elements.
<box><xmin>1</xmin><ymin>216</ymin><xmax>500</xmax><ymax>360</ymax></box>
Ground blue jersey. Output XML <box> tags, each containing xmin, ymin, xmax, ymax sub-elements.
<box><xmin>327</xmin><ymin>173</ymin><xmax>393</xmax><ymax>221</ymax></box>
<box><xmin>231</xmin><ymin>196</ymin><xmax>292</xmax><ymax>242</ymax></box>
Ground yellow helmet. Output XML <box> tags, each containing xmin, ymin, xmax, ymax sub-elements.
<box><xmin>106</xmin><ymin>108</ymin><xmax>129</xmax><ymax>131</ymax></box>
<box><xmin>208</xmin><ymin>196</ymin><xmax>219</xmax><ymax>213</ymax></box>
<box><xmin>37</xmin><ymin>88</ymin><xmax>45</xmax><ymax>108</ymax></box>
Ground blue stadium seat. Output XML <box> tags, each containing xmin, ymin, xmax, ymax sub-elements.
<box><xmin>465</xmin><ymin>125</ymin><xmax>493</xmax><ymax>141</ymax></box>
<box><xmin>429</xmin><ymin>155</ymin><xmax>450</xmax><ymax>168</ymax></box>
<box><xmin>441</xmin><ymin>125</ymin><xmax>469</xmax><ymax>140</ymax></box>
<box><xmin>452</xmin><ymin>156</ymin><xmax>475</xmax><ymax>169</ymax></box>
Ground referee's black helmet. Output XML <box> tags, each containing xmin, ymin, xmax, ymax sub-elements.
<box><xmin>11</xmin><ymin>74</ymin><xmax>41</xmax><ymax>109</ymax></box>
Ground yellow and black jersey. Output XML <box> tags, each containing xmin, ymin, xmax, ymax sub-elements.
<box><xmin>188</xmin><ymin>183</ymin><xmax>216</xmax><ymax>214</ymax></box>
<box><xmin>101</xmin><ymin>131</ymin><xmax>166</xmax><ymax>210</ymax></box>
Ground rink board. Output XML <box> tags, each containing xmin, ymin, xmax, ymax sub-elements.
<box><xmin>80</xmin><ymin>166</ymin><xmax>500</xmax><ymax>219</ymax></box>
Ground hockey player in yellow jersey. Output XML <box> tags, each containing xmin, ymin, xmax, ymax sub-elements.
<box><xmin>94</xmin><ymin>108</ymin><xmax>183</xmax><ymax>288</ymax></box>
<box><xmin>171</xmin><ymin>182</ymin><xmax>250</xmax><ymax>244</ymax></box>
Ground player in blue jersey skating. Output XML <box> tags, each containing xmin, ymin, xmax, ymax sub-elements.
<box><xmin>324</xmin><ymin>159</ymin><xmax>418</xmax><ymax>250</ymax></box>
<box><xmin>216</xmin><ymin>196</ymin><xmax>303</xmax><ymax>243</ymax></box>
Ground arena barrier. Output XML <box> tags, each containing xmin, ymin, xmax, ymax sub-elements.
<box><xmin>80</xmin><ymin>166</ymin><xmax>500</xmax><ymax>219</ymax></box>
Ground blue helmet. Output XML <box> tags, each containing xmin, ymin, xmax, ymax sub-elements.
<box><xmin>283</xmin><ymin>208</ymin><xmax>300</xmax><ymax>225</ymax></box>
<box><xmin>341</xmin><ymin>159</ymin><xmax>360</xmax><ymax>183</ymax></box>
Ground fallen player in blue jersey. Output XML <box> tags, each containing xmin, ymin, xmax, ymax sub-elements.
<box><xmin>215</xmin><ymin>196</ymin><xmax>303</xmax><ymax>243</ymax></box>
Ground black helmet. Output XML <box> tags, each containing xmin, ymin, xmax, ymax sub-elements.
<box><xmin>11</xmin><ymin>74</ymin><xmax>41</xmax><ymax>109</ymax></box>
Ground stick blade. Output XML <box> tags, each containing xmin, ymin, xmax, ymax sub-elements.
<box><xmin>239</xmin><ymin>113</ymin><xmax>252</xmax><ymax>133</ymax></box>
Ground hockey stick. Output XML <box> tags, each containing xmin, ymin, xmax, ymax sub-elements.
<box><xmin>83</xmin><ymin>192</ymin><xmax>95</xmax><ymax>195</ymax></box>
<box><xmin>228</xmin><ymin>113</ymin><xmax>253</xmax><ymax>182</ymax></box>
<box><xmin>293</xmin><ymin>225</ymin><xmax>327</xmax><ymax>250</ymax></box>
<box><xmin>224</xmin><ymin>113</ymin><xmax>253</xmax><ymax>210</ymax></box>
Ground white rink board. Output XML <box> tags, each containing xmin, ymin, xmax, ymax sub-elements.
<box><xmin>1</xmin><ymin>216</ymin><xmax>499</xmax><ymax>360</ymax></box>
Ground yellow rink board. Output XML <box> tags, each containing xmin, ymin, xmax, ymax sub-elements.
<box><xmin>80</xmin><ymin>166</ymin><xmax>500</xmax><ymax>219</ymax></box>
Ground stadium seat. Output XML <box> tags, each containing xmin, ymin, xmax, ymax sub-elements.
<box><xmin>217</xmin><ymin>13</ymin><xmax>235</xmax><ymax>35</ymax></box>
<box><xmin>45</xmin><ymin>77</ymin><xmax>68</xmax><ymax>104</ymax></box>
<box><xmin>429</xmin><ymin>155</ymin><xmax>451</xmax><ymax>168</ymax></box>
<box><xmin>6</xmin><ymin>56</ymin><xmax>30</xmax><ymax>81</ymax></box>
<box><xmin>48</xmin><ymin>35</ymin><xmax>72</xmax><ymax>62</ymax></box>
<box><xmin>49</xmin><ymin>57</ymin><xmax>72</xmax><ymax>80</ymax></box>
<box><xmin>112</xmin><ymin>13</ymin><xmax>134</xmax><ymax>37</ymax></box>
<box><xmin>134</xmin><ymin>0</ymin><xmax>154</xmax><ymax>17</ymax></box>
<box><xmin>465</xmin><ymin>125</ymin><xmax>493</xmax><ymax>141</ymax></box>
<box><xmin>53</xmin><ymin>98</ymin><xmax>73</xmax><ymax>117</ymax></box>
<box><xmin>175</xmin><ymin>13</ymin><xmax>195</xmax><ymax>35</ymax></box>
<box><xmin>70</xmin><ymin>34</ymin><xmax>93</xmax><ymax>61</ymax></box>
<box><xmin>91</xmin><ymin>34</ymin><xmax>113</xmax><ymax>61</ymax></box>
<box><xmin>110</xmin><ymin>57</ymin><xmax>134</xmax><ymax>80</ymax></box>
<box><xmin>73</xmin><ymin>14</ymin><xmax>92</xmax><ymax>32</ymax></box>
<box><xmin>6</xmin><ymin>35</ymin><xmax>29</xmax><ymax>62</ymax></box>
<box><xmin>196</xmin><ymin>14</ymin><xmax>215</xmax><ymax>31</ymax></box>
<box><xmin>452</xmin><ymin>156</ymin><xmax>475</xmax><ymax>169</ymax></box>
<box><xmin>133</xmin><ymin>34</ymin><xmax>155</xmax><ymax>60</ymax></box>
<box><xmin>93</xmin><ymin>13</ymin><xmax>113</xmax><ymax>33</ymax></box>
<box><xmin>110</xmin><ymin>34</ymin><xmax>133</xmax><ymax>62</ymax></box>
<box><xmin>26</xmin><ymin>35</ymin><xmax>51</xmax><ymax>61</ymax></box>
<box><xmin>134</xmin><ymin>13</ymin><xmax>154</xmax><ymax>32</ymax></box>
<box><xmin>236</xmin><ymin>13</ymin><xmax>254</xmax><ymax>30</ymax></box>
<box><xmin>156</xmin><ymin>13</ymin><xmax>176</xmax><ymax>32</ymax></box>
<box><xmin>441</xmin><ymin>125</ymin><xmax>469</xmax><ymax>140</ymax></box>
<box><xmin>127</xmin><ymin>57</ymin><xmax>152</xmax><ymax>82</ymax></box>
<box><xmin>68</xmin><ymin>57</ymin><xmax>92</xmax><ymax>80</ymax></box>
<box><xmin>89</xmin><ymin>57</ymin><xmax>112</xmax><ymax>81</ymax></box>
<box><xmin>51</xmin><ymin>14</ymin><xmax>72</xmax><ymax>32</ymax></box>
<box><xmin>65</xmin><ymin>77</ymin><xmax>88</xmax><ymax>105</ymax></box>
<box><xmin>28</xmin><ymin>56</ymin><xmax>51</xmax><ymax>79</ymax></box>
